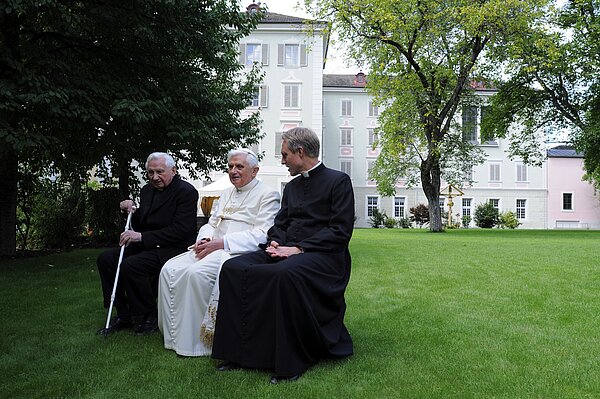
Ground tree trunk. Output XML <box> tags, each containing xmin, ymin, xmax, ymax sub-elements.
<box><xmin>420</xmin><ymin>154</ymin><xmax>443</xmax><ymax>232</ymax></box>
<box><xmin>0</xmin><ymin>148</ymin><xmax>18</xmax><ymax>257</ymax></box>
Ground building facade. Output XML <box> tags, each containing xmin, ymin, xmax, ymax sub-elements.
<box><xmin>196</xmin><ymin>4</ymin><xmax>600</xmax><ymax>229</ymax></box>
<box><xmin>547</xmin><ymin>146</ymin><xmax>600</xmax><ymax>229</ymax></box>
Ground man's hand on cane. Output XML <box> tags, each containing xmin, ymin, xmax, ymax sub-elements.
<box><xmin>118</xmin><ymin>202</ymin><xmax>138</xmax><ymax>246</ymax></box>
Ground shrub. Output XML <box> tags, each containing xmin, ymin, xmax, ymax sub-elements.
<box><xmin>86</xmin><ymin>186</ymin><xmax>123</xmax><ymax>244</ymax></box>
<box><xmin>462</xmin><ymin>215</ymin><xmax>471</xmax><ymax>228</ymax></box>
<box><xmin>498</xmin><ymin>211</ymin><xmax>521</xmax><ymax>229</ymax></box>
<box><xmin>397</xmin><ymin>217</ymin><xmax>412</xmax><ymax>228</ymax></box>
<box><xmin>383</xmin><ymin>217</ymin><xmax>396</xmax><ymax>228</ymax></box>
<box><xmin>473</xmin><ymin>202</ymin><xmax>499</xmax><ymax>228</ymax></box>
<box><xmin>368</xmin><ymin>208</ymin><xmax>387</xmax><ymax>228</ymax></box>
<box><xmin>409</xmin><ymin>204</ymin><xmax>429</xmax><ymax>228</ymax></box>
<box><xmin>33</xmin><ymin>181</ymin><xmax>87</xmax><ymax>248</ymax></box>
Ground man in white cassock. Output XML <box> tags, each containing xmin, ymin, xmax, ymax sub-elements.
<box><xmin>157</xmin><ymin>149</ymin><xmax>280</xmax><ymax>357</ymax></box>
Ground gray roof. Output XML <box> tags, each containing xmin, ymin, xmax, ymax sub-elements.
<box><xmin>547</xmin><ymin>145</ymin><xmax>583</xmax><ymax>158</ymax></box>
<box><xmin>261</xmin><ymin>12</ymin><xmax>308</xmax><ymax>24</ymax></box>
<box><xmin>323</xmin><ymin>74</ymin><xmax>367</xmax><ymax>88</ymax></box>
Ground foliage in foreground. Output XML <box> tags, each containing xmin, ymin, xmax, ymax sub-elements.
<box><xmin>0</xmin><ymin>0</ymin><xmax>263</xmax><ymax>256</ymax></box>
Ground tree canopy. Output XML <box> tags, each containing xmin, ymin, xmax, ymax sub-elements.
<box><xmin>0</xmin><ymin>0</ymin><xmax>264</xmax><ymax>256</ymax></box>
<box><xmin>305</xmin><ymin>0</ymin><xmax>550</xmax><ymax>231</ymax></box>
<box><xmin>483</xmin><ymin>0</ymin><xmax>600</xmax><ymax>189</ymax></box>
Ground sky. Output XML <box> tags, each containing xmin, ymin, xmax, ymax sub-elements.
<box><xmin>237</xmin><ymin>0</ymin><xmax>359</xmax><ymax>74</ymax></box>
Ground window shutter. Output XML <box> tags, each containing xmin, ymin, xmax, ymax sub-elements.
<box><xmin>275</xmin><ymin>132</ymin><xmax>283</xmax><ymax>154</ymax></box>
<box><xmin>239</xmin><ymin>43</ymin><xmax>246</xmax><ymax>65</ymax></box>
<box><xmin>300</xmin><ymin>44</ymin><xmax>307</xmax><ymax>66</ymax></box>
<box><xmin>277</xmin><ymin>44</ymin><xmax>284</xmax><ymax>66</ymax></box>
<box><xmin>260</xmin><ymin>85</ymin><xmax>268</xmax><ymax>107</ymax></box>
<box><xmin>261</xmin><ymin>44</ymin><xmax>269</xmax><ymax>65</ymax></box>
<box><xmin>284</xmin><ymin>85</ymin><xmax>290</xmax><ymax>107</ymax></box>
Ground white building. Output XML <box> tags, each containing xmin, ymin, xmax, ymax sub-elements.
<box><xmin>198</xmin><ymin>4</ymin><xmax>598</xmax><ymax>229</ymax></box>
<box><xmin>321</xmin><ymin>74</ymin><xmax>549</xmax><ymax>228</ymax></box>
<box><xmin>200</xmin><ymin>3</ymin><xmax>328</xmax><ymax>195</ymax></box>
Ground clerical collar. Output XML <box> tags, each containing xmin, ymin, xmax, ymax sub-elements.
<box><xmin>301</xmin><ymin>161</ymin><xmax>322</xmax><ymax>178</ymax></box>
<box><xmin>236</xmin><ymin>178</ymin><xmax>259</xmax><ymax>193</ymax></box>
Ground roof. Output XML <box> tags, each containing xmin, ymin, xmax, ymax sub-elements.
<box><xmin>323</xmin><ymin>73</ymin><xmax>367</xmax><ymax>88</ymax></box>
<box><xmin>246</xmin><ymin>3</ymin><xmax>318</xmax><ymax>24</ymax></box>
<box><xmin>547</xmin><ymin>145</ymin><xmax>584</xmax><ymax>158</ymax></box>
<box><xmin>261</xmin><ymin>11</ymin><xmax>308</xmax><ymax>24</ymax></box>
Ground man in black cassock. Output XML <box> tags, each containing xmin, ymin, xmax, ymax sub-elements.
<box><xmin>212</xmin><ymin>127</ymin><xmax>354</xmax><ymax>383</ymax></box>
<box><xmin>97</xmin><ymin>152</ymin><xmax>198</xmax><ymax>335</ymax></box>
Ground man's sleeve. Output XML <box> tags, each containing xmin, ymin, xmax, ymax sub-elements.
<box><xmin>141</xmin><ymin>184</ymin><xmax>198</xmax><ymax>249</ymax></box>
<box><xmin>226</xmin><ymin>190</ymin><xmax>281</xmax><ymax>253</ymax></box>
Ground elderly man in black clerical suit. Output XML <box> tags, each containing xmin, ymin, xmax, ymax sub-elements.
<box><xmin>97</xmin><ymin>152</ymin><xmax>198</xmax><ymax>335</ymax></box>
<box><xmin>212</xmin><ymin>127</ymin><xmax>355</xmax><ymax>383</ymax></box>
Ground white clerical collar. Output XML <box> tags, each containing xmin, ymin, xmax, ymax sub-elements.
<box><xmin>236</xmin><ymin>178</ymin><xmax>259</xmax><ymax>193</ymax></box>
<box><xmin>301</xmin><ymin>161</ymin><xmax>321</xmax><ymax>178</ymax></box>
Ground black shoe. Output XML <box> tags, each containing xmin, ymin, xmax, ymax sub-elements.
<box><xmin>134</xmin><ymin>317</ymin><xmax>159</xmax><ymax>335</ymax></box>
<box><xmin>97</xmin><ymin>316</ymin><xmax>133</xmax><ymax>335</ymax></box>
<box><xmin>217</xmin><ymin>361</ymin><xmax>240</xmax><ymax>372</ymax></box>
<box><xmin>270</xmin><ymin>374</ymin><xmax>300</xmax><ymax>384</ymax></box>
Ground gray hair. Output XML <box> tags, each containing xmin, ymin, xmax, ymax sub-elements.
<box><xmin>145</xmin><ymin>152</ymin><xmax>176</xmax><ymax>169</ymax></box>
<box><xmin>282</xmin><ymin>127</ymin><xmax>320</xmax><ymax>158</ymax></box>
<box><xmin>227</xmin><ymin>148</ymin><xmax>259</xmax><ymax>168</ymax></box>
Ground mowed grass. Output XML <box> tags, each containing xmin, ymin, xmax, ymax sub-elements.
<box><xmin>1</xmin><ymin>229</ymin><xmax>599</xmax><ymax>398</ymax></box>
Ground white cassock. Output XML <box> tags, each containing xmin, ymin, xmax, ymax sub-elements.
<box><xmin>158</xmin><ymin>179</ymin><xmax>280</xmax><ymax>356</ymax></box>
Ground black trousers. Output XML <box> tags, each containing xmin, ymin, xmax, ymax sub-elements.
<box><xmin>97</xmin><ymin>245</ymin><xmax>162</xmax><ymax>319</ymax></box>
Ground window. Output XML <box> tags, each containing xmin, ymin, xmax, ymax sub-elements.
<box><xmin>285</xmin><ymin>44</ymin><xmax>299</xmax><ymax>66</ymax></box>
<box><xmin>562</xmin><ymin>193</ymin><xmax>573</xmax><ymax>211</ymax></box>
<box><xmin>369</xmin><ymin>101</ymin><xmax>379</xmax><ymax>117</ymax></box>
<box><xmin>489</xmin><ymin>163</ymin><xmax>501</xmax><ymax>182</ymax></box>
<box><xmin>463</xmin><ymin>168</ymin><xmax>474</xmax><ymax>183</ymax></box>
<box><xmin>283</xmin><ymin>84</ymin><xmax>300</xmax><ymax>108</ymax></box>
<box><xmin>439</xmin><ymin>198</ymin><xmax>445</xmax><ymax>209</ymax></box>
<box><xmin>340</xmin><ymin>128</ymin><xmax>353</xmax><ymax>146</ymax></box>
<box><xmin>462</xmin><ymin>106</ymin><xmax>478</xmax><ymax>143</ymax></box>
<box><xmin>367</xmin><ymin>160</ymin><xmax>375</xmax><ymax>181</ymax></box>
<box><xmin>368</xmin><ymin>128</ymin><xmax>379</xmax><ymax>146</ymax></box>
<box><xmin>394</xmin><ymin>197</ymin><xmax>406</xmax><ymax>218</ymax></box>
<box><xmin>480</xmin><ymin>106</ymin><xmax>497</xmax><ymax>145</ymax></box>
<box><xmin>462</xmin><ymin>105</ymin><xmax>496</xmax><ymax>145</ymax></box>
<box><xmin>249</xmin><ymin>85</ymin><xmax>268</xmax><ymax>108</ymax></box>
<box><xmin>489</xmin><ymin>198</ymin><xmax>500</xmax><ymax>210</ymax></box>
<box><xmin>277</xmin><ymin>44</ymin><xmax>307</xmax><ymax>67</ymax></box>
<box><xmin>341</xmin><ymin>99</ymin><xmax>352</xmax><ymax>116</ymax></box>
<box><xmin>367</xmin><ymin>196</ymin><xmax>379</xmax><ymax>217</ymax></box>
<box><xmin>340</xmin><ymin>160</ymin><xmax>352</xmax><ymax>178</ymax></box>
<box><xmin>240</xmin><ymin>43</ymin><xmax>268</xmax><ymax>66</ymax></box>
<box><xmin>462</xmin><ymin>198</ymin><xmax>472</xmax><ymax>218</ymax></box>
<box><xmin>516</xmin><ymin>163</ymin><xmax>527</xmax><ymax>182</ymax></box>
<box><xmin>246</xmin><ymin>43</ymin><xmax>261</xmax><ymax>65</ymax></box>
<box><xmin>516</xmin><ymin>199</ymin><xmax>526</xmax><ymax>219</ymax></box>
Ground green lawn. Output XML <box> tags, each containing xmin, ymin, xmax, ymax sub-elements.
<box><xmin>1</xmin><ymin>229</ymin><xmax>599</xmax><ymax>398</ymax></box>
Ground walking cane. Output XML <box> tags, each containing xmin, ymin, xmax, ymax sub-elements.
<box><xmin>100</xmin><ymin>210</ymin><xmax>134</xmax><ymax>338</ymax></box>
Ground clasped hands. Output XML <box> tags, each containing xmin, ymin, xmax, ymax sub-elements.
<box><xmin>189</xmin><ymin>238</ymin><xmax>224</xmax><ymax>260</ymax></box>
<box><xmin>265</xmin><ymin>241</ymin><xmax>302</xmax><ymax>259</ymax></box>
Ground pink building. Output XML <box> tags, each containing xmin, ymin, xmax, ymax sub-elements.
<box><xmin>547</xmin><ymin>146</ymin><xmax>600</xmax><ymax>229</ymax></box>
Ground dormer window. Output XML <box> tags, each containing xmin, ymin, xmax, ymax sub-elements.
<box><xmin>246</xmin><ymin>2</ymin><xmax>262</xmax><ymax>12</ymax></box>
<box><xmin>354</xmin><ymin>72</ymin><xmax>366</xmax><ymax>86</ymax></box>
